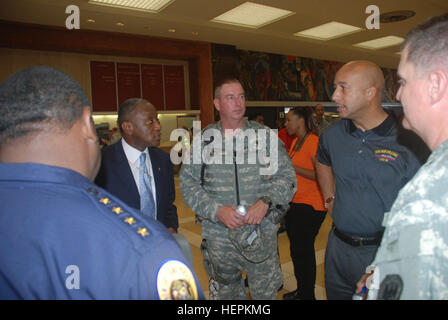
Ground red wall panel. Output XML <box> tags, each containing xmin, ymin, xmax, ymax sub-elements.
<box><xmin>141</xmin><ymin>64</ymin><xmax>164</xmax><ymax>110</ymax></box>
<box><xmin>164</xmin><ymin>65</ymin><xmax>185</xmax><ymax>110</ymax></box>
<box><xmin>90</xmin><ymin>61</ymin><xmax>117</xmax><ymax>112</ymax></box>
<box><xmin>117</xmin><ymin>63</ymin><xmax>141</xmax><ymax>106</ymax></box>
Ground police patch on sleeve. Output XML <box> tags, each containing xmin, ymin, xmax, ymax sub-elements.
<box><xmin>156</xmin><ymin>260</ymin><xmax>198</xmax><ymax>300</ymax></box>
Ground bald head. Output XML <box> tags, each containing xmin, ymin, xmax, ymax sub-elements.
<box><xmin>339</xmin><ymin>61</ymin><xmax>385</xmax><ymax>100</ymax></box>
<box><xmin>332</xmin><ymin>60</ymin><xmax>388</xmax><ymax>127</ymax></box>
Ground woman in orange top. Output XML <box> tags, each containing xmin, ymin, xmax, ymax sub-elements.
<box><xmin>282</xmin><ymin>107</ymin><xmax>327</xmax><ymax>300</ymax></box>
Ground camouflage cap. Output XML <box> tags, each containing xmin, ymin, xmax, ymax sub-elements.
<box><xmin>265</xmin><ymin>204</ymin><xmax>290</xmax><ymax>225</ymax></box>
<box><xmin>228</xmin><ymin>224</ymin><xmax>271</xmax><ymax>263</ymax></box>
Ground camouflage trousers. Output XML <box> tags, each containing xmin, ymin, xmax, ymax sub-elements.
<box><xmin>205</xmin><ymin>231</ymin><xmax>282</xmax><ymax>300</ymax></box>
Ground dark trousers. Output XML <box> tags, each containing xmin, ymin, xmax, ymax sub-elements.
<box><xmin>324</xmin><ymin>229</ymin><xmax>379</xmax><ymax>300</ymax></box>
<box><xmin>285</xmin><ymin>203</ymin><xmax>326</xmax><ymax>300</ymax></box>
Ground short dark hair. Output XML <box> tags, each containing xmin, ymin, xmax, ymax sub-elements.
<box><xmin>403</xmin><ymin>13</ymin><xmax>448</xmax><ymax>74</ymax></box>
<box><xmin>0</xmin><ymin>66</ymin><xmax>89</xmax><ymax>146</ymax></box>
<box><xmin>117</xmin><ymin>98</ymin><xmax>150</xmax><ymax>133</ymax></box>
<box><xmin>214</xmin><ymin>77</ymin><xmax>242</xmax><ymax>99</ymax></box>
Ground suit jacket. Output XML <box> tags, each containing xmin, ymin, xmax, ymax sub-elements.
<box><xmin>95</xmin><ymin>140</ymin><xmax>178</xmax><ymax>231</ymax></box>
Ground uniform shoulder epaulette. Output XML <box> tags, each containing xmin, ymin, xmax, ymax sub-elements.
<box><xmin>86</xmin><ymin>187</ymin><xmax>201</xmax><ymax>300</ymax></box>
<box><xmin>86</xmin><ymin>187</ymin><xmax>151</xmax><ymax>239</ymax></box>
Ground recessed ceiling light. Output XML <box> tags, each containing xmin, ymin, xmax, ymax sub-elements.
<box><xmin>87</xmin><ymin>18</ymin><xmax>96</xmax><ymax>23</ymax></box>
<box><xmin>192</xmin><ymin>31</ymin><xmax>199</xmax><ymax>36</ymax></box>
<box><xmin>88</xmin><ymin>0</ymin><xmax>175</xmax><ymax>13</ymax></box>
<box><xmin>380</xmin><ymin>10</ymin><xmax>416</xmax><ymax>23</ymax></box>
<box><xmin>294</xmin><ymin>21</ymin><xmax>363</xmax><ymax>41</ymax></box>
<box><xmin>211</xmin><ymin>2</ymin><xmax>294</xmax><ymax>29</ymax></box>
<box><xmin>116</xmin><ymin>22</ymin><xmax>125</xmax><ymax>27</ymax></box>
<box><xmin>353</xmin><ymin>36</ymin><xmax>404</xmax><ymax>50</ymax></box>
<box><xmin>168</xmin><ymin>28</ymin><xmax>176</xmax><ymax>33</ymax></box>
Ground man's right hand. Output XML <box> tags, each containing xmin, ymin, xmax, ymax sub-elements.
<box><xmin>216</xmin><ymin>206</ymin><xmax>245</xmax><ymax>229</ymax></box>
<box><xmin>356</xmin><ymin>269</ymin><xmax>375</xmax><ymax>294</ymax></box>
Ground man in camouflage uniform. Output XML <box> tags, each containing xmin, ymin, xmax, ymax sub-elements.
<box><xmin>180</xmin><ymin>78</ymin><xmax>296</xmax><ymax>299</ymax></box>
<box><xmin>357</xmin><ymin>13</ymin><xmax>448</xmax><ymax>300</ymax></box>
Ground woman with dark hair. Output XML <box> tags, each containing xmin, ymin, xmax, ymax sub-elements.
<box><xmin>282</xmin><ymin>107</ymin><xmax>326</xmax><ymax>300</ymax></box>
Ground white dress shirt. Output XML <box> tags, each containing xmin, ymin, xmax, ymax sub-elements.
<box><xmin>121</xmin><ymin>138</ymin><xmax>157</xmax><ymax>218</ymax></box>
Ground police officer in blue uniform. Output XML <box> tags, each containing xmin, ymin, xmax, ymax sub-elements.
<box><xmin>0</xmin><ymin>66</ymin><xmax>203</xmax><ymax>300</ymax></box>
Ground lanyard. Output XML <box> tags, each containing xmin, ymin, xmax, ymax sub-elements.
<box><xmin>288</xmin><ymin>132</ymin><xmax>309</xmax><ymax>159</ymax></box>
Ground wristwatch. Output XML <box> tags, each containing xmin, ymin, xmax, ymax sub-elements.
<box><xmin>324</xmin><ymin>195</ymin><xmax>335</xmax><ymax>209</ymax></box>
<box><xmin>259</xmin><ymin>195</ymin><xmax>272</xmax><ymax>208</ymax></box>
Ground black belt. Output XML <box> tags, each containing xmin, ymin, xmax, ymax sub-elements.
<box><xmin>333</xmin><ymin>228</ymin><xmax>383</xmax><ymax>247</ymax></box>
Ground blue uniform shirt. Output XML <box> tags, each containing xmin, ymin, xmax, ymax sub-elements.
<box><xmin>0</xmin><ymin>163</ymin><xmax>203</xmax><ymax>300</ymax></box>
<box><xmin>317</xmin><ymin>115</ymin><xmax>422</xmax><ymax>236</ymax></box>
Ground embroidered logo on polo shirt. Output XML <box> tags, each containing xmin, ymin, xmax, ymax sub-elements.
<box><xmin>375</xmin><ymin>149</ymin><xmax>398</xmax><ymax>162</ymax></box>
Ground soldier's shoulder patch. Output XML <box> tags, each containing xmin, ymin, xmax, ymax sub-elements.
<box><xmin>378</xmin><ymin>274</ymin><xmax>403</xmax><ymax>300</ymax></box>
<box><xmin>156</xmin><ymin>260</ymin><xmax>198</xmax><ymax>300</ymax></box>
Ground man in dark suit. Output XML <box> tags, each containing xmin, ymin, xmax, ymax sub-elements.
<box><xmin>96</xmin><ymin>98</ymin><xmax>193</xmax><ymax>265</ymax></box>
<box><xmin>0</xmin><ymin>66</ymin><xmax>202</xmax><ymax>299</ymax></box>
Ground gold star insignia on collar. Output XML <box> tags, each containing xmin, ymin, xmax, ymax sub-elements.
<box><xmin>112</xmin><ymin>207</ymin><xmax>123</xmax><ymax>215</ymax></box>
<box><xmin>124</xmin><ymin>217</ymin><xmax>136</xmax><ymax>225</ymax></box>
<box><xmin>100</xmin><ymin>198</ymin><xmax>111</xmax><ymax>205</ymax></box>
<box><xmin>137</xmin><ymin>228</ymin><xmax>149</xmax><ymax>237</ymax></box>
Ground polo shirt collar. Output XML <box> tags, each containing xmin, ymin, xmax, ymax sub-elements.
<box><xmin>347</xmin><ymin>113</ymin><xmax>395</xmax><ymax>137</ymax></box>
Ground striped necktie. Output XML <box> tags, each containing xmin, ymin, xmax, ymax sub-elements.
<box><xmin>139</xmin><ymin>152</ymin><xmax>156</xmax><ymax>220</ymax></box>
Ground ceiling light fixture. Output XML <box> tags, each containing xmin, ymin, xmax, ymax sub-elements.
<box><xmin>168</xmin><ymin>28</ymin><xmax>176</xmax><ymax>33</ymax></box>
<box><xmin>88</xmin><ymin>0</ymin><xmax>175</xmax><ymax>13</ymax></box>
<box><xmin>294</xmin><ymin>21</ymin><xmax>363</xmax><ymax>41</ymax></box>
<box><xmin>353</xmin><ymin>36</ymin><xmax>404</xmax><ymax>50</ymax></box>
<box><xmin>380</xmin><ymin>10</ymin><xmax>416</xmax><ymax>23</ymax></box>
<box><xmin>116</xmin><ymin>22</ymin><xmax>125</xmax><ymax>27</ymax></box>
<box><xmin>211</xmin><ymin>2</ymin><xmax>294</xmax><ymax>29</ymax></box>
<box><xmin>87</xmin><ymin>18</ymin><xmax>96</xmax><ymax>23</ymax></box>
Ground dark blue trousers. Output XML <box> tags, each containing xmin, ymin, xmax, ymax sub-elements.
<box><xmin>324</xmin><ymin>229</ymin><xmax>379</xmax><ymax>300</ymax></box>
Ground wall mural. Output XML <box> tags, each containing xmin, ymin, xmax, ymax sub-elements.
<box><xmin>212</xmin><ymin>44</ymin><xmax>399</xmax><ymax>103</ymax></box>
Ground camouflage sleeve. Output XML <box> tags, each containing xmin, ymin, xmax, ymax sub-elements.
<box><xmin>422</xmin><ymin>213</ymin><xmax>448</xmax><ymax>299</ymax></box>
<box><xmin>429</xmin><ymin>227</ymin><xmax>448</xmax><ymax>300</ymax></box>
<box><xmin>263</xmin><ymin>134</ymin><xmax>297</xmax><ymax>206</ymax></box>
<box><xmin>372</xmin><ymin>199</ymin><xmax>448</xmax><ymax>299</ymax></box>
<box><xmin>179</xmin><ymin>150</ymin><xmax>222</xmax><ymax>223</ymax></box>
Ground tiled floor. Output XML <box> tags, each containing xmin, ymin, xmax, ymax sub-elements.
<box><xmin>174</xmin><ymin>175</ymin><xmax>333</xmax><ymax>300</ymax></box>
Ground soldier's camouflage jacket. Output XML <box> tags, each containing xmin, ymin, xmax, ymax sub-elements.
<box><xmin>180</xmin><ymin>120</ymin><xmax>297</xmax><ymax>240</ymax></box>
<box><xmin>368</xmin><ymin>139</ymin><xmax>448</xmax><ymax>300</ymax></box>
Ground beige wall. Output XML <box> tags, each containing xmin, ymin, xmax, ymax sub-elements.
<box><xmin>0</xmin><ymin>48</ymin><xmax>191</xmax><ymax>110</ymax></box>
<box><xmin>0</xmin><ymin>48</ymin><xmax>200</xmax><ymax>145</ymax></box>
